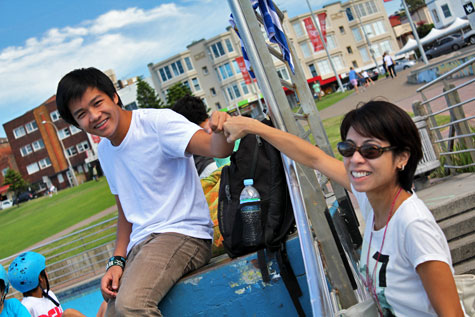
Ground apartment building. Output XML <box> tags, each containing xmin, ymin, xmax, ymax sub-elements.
<box><xmin>426</xmin><ymin>0</ymin><xmax>467</xmax><ymax>28</ymax></box>
<box><xmin>3</xmin><ymin>96</ymin><xmax>94</xmax><ymax>193</ymax></box>
<box><xmin>147</xmin><ymin>0</ymin><xmax>396</xmax><ymax>113</ymax></box>
<box><xmin>0</xmin><ymin>139</ymin><xmax>19</xmax><ymax>201</ymax></box>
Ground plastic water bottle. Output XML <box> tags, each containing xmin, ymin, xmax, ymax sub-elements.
<box><xmin>240</xmin><ymin>179</ymin><xmax>262</xmax><ymax>246</ymax></box>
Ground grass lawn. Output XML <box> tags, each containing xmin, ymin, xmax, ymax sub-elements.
<box><xmin>0</xmin><ymin>178</ymin><xmax>115</xmax><ymax>259</ymax></box>
<box><xmin>315</xmin><ymin>91</ymin><xmax>353</xmax><ymax>112</ymax></box>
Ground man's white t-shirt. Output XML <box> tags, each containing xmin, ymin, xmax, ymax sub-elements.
<box><xmin>21</xmin><ymin>290</ymin><xmax>63</xmax><ymax>317</ymax></box>
<box><xmin>98</xmin><ymin>108</ymin><xmax>213</xmax><ymax>254</ymax></box>
<box><xmin>353</xmin><ymin>186</ymin><xmax>452</xmax><ymax>316</ymax></box>
<box><xmin>384</xmin><ymin>55</ymin><xmax>394</xmax><ymax>66</ymax></box>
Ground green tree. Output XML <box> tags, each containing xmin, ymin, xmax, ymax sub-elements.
<box><xmin>136</xmin><ymin>76</ymin><xmax>164</xmax><ymax>109</ymax></box>
<box><xmin>417</xmin><ymin>23</ymin><xmax>434</xmax><ymax>39</ymax></box>
<box><xmin>402</xmin><ymin>0</ymin><xmax>425</xmax><ymax>14</ymax></box>
<box><xmin>3</xmin><ymin>169</ymin><xmax>29</xmax><ymax>196</ymax></box>
<box><xmin>166</xmin><ymin>82</ymin><xmax>193</xmax><ymax>108</ymax></box>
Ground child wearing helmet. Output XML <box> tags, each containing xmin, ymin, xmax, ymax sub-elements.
<box><xmin>0</xmin><ymin>265</ymin><xmax>30</xmax><ymax>317</ymax></box>
<box><xmin>8</xmin><ymin>251</ymin><xmax>85</xmax><ymax>317</ymax></box>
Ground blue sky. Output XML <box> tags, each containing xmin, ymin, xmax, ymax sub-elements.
<box><xmin>0</xmin><ymin>0</ymin><xmax>401</xmax><ymax>138</ymax></box>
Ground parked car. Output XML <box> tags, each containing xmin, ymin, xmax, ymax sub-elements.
<box><xmin>0</xmin><ymin>199</ymin><xmax>13</xmax><ymax>210</ymax></box>
<box><xmin>464</xmin><ymin>29</ymin><xmax>475</xmax><ymax>45</ymax></box>
<box><xmin>394</xmin><ymin>59</ymin><xmax>416</xmax><ymax>72</ymax></box>
<box><xmin>425</xmin><ymin>35</ymin><xmax>467</xmax><ymax>59</ymax></box>
<box><xmin>14</xmin><ymin>191</ymin><xmax>33</xmax><ymax>205</ymax></box>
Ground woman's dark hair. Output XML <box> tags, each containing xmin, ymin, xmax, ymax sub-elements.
<box><xmin>171</xmin><ymin>95</ymin><xmax>209</xmax><ymax>125</ymax></box>
<box><xmin>340</xmin><ymin>100</ymin><xmax>423</xmax><ymax>191</ymax></box>
<box><xmin>56</xmin><ymin>67</ymin><xmax>123</xmax><ymax>127</ymax></box>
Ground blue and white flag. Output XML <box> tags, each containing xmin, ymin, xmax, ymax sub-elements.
<box><xmin>229</xmin><ymin>14</ymin><xmax>256</xmax><ymax>79</ymax></box>
<box><xmin>254</xmin><ymin>0</ymin><xmax>294</xmax><ymax>74</ymax></box>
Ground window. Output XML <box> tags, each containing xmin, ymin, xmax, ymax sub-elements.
<box><xmin>226</xmin><ymin>87</ymin><xmax>235</xmax><ymax>100</ymax></box>
<box><xmin>2</xmin><ymin>168</ymin><xmax>8</xmax><ymax>176</ymax></box>
<box><xmin>25</xmin><ymin>121</ymin><xmax>38</xmax><ymax>133</ymax></box>
<box><xmin>308</xmin><ymin>64</ymin><xmax>318</xmax><ymax>77</ymax></box>
<box><xmin>183</xmin><ymin>81</ymin><xmax>191</xmax><ymax>90</ymax></box>
<box><xmin>70</xmin><ymin>125</ymin><xmax>81</xmax><ymax>135</ymax></box>
<box><xmin>359</xmin><ymin>47</ymin><xmax>370</xmax><ymax>62</ymax></box>
<box><xmin>441</xmin><ymin>4</ymin><xmax>451</xmax><ymax>18</ymax></box>
<box><xmin>77</xmin><ymin>141</ymin><xmax>90</xmax><ymax>152</ymax></box>
<box><xmin>202</xmin><ymin>66</ymin><xmax>209</xmax><ymax>75</ymax></box>
<box><xmin>432</xmin><ymin>9</ymin><xmax>440</xmax><ymax>24</ymax></box>
<box><xmin>26</xmin><ymin>163</ymin><xmax>40</xmax><ymax>175</ymax></box>
<box><xmin>364</xmin><ymin>21</ymin><xmax>386</xmax><ymax>38</ymax></box>
<box><xmin>225</xmin><ymin>38</ymin><xmax>234</xmax><ymax>53</ymax></box>
<box><xmin>210</xmin><ymin>87</ymin><xmax>217</xmax><ymax>96</ymax></box>
<box><xmin>331</xmin><ymin>55</ymin><xmax>345</xmax><ymax>70</ymax></box>
<box><xmin>300</xmin><ymin>42</ymin><xmax>311</xmax><ymax>58</ymax></box>
<box><xmin>292</xmin><ymin>21</ymin><xmax>304</xmax><ymax>37</ymax></box>
<box><xmin>192</xmin><ymin>78</ymin><xmax>201</xmax><ymax>91</ymax></box>
<box><xmin>32</xmin><ymin>139</ymin><xmax>45</xmax><ymax>151</ymax></box>
<box><xmin>77</xmin><ymin>165</ymin><xmax>84</xmax><ymax>174</ymax></box>
<box><xmin>339</xmin><ymin>26</ymin><xmax>345</xmax><ymax>34</ymax></box>
<box><xmin>346</xmin><ymin>7</ymin><xmax>354</xmax><ymax>21</ymax></box>
<box><xmin>277</xmin><ymin>67</ymin><xmax>290</xmax><ymax>81</ymax></box>
<box><xmin>38</xmin><ymin>158</ymin><xmax>51</xmax><ymax>169</ymax></box>
<box><xmin>326</xmin><ymin>34</ymin><xmax>337</xmax><ymax>50</ymax></box>
<box><xmin>347</xmin><ymin>46</ymin><xmax>353</xmax><ymax>54</ymax></box>
<box><xmin>184</xmin><ymin>57</ymin><xmax>193</xmax><ymax>70</ymax></box>
<box><xmin>20</xmin><ymin>144</ymin><xmax>33</xmax><ymax>157</ymax></box>
<box><xmin>352</xmin><ymin>28</ymin><xmax>363</xmax><ymax>42</ymax></box>
<box><xmin>210</xmin><ymin>41</ymin><xmax>225</xmax><ymax>58</ymax></box>
<box><xmin>232</xmin><ymin>84</ymin><xmax>241</xmax><ymax>99</ymax></box>
<box><xmin>218</xmin><ymin>63</ymin><xmax>234</xmax><ymax>80</ymax></box>
<box><xmin>232</xmin><ymin>60</ymin><xmax>241</xmax><ymax>74</ymax></box>
<box><xmin>317</xmin><ymin>59</ymin><xmax>332</xmax><ymax>75</ymax></box>
<box><xmin>58</xmin><ymin>173</ymin><xmax>64</xmax><ymax>183</ymax></box>
<box><xmin>158</xmin><ymin>66</ymin><xmax>173</xmax><ymax>82</ymax></box>
<box><xmin>66</xmin><ymin>146</ymin><xmax>78</xmax><ymax>157</ymax></box>
<box><xmin>58</xmin><ymin>128</ymin><xmax>71</xmax><ymax>139</ymax></box>
<box><xmin>352</xmin><ymin>60</ymin><xmax>358</xmax><ymax>68</ymax></box>
<box><xmin>354</xmin><ymin>0</ymin><xmax>377</xmax><ymax>18</ymax></box>
<box><xmin>50</xmin><ymin>110</ymin><xmax>60</xmax><ymax>122</ymax></box>
<box><xmin>215</xmin><ymin>102</ymin><xmax>221</xmax><ymax>109</ymax></box>
<box><xmin>13</xmin><ymin>126</ymin><xmax>26</xmax><ymax>139</ymax></box>
<box><xmin>240</xmin><ymin>81</ymin><xmax>249</xmax><ymax>95</ymax></box>
<box><xmin>170</xmin><ymin>60</ymin><xmax>184</xmax><ymax>76</ymax></box>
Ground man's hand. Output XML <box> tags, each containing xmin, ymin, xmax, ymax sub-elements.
<box><xmin>207</xmin><ymin>111</ymin><xmax>230</xmax><ymax>134</ymax></box>
<box><xmin>101</xmin><ymin>265</ymin><xmax>123</xmax><ymax>301</ymax></box>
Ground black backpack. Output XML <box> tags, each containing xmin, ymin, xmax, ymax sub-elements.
<box><xmin>218</xmin><ymin>119</ymin><xmax>305</xmax><ymax>316</ymax></box>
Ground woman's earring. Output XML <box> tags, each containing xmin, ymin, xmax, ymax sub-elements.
<box><xmin>399</xmin><ymin>165</ymin><xmax>405</xmax><ymax>171</ymax></box>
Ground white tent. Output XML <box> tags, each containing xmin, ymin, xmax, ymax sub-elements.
<box><xmin>395</xmin><ymin>18</ymin><xmax>470</xmax><ymax>56</ymax></box>
<box><xmin>396</xmin><ymin>38</ymin><xmax>418</xmax><ymax>55</ymax></box>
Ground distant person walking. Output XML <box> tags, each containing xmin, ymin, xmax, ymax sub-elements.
<box><xmin>312</xmin><ymin>81</ymin><xmax>321</xmax><ymax>100</ymax></box>
<box><xmin>361</xmin><ymin>70</ymin><xmax>375</xmax><ymax>87</ymax></box>
<box><xmin>383</xmin><ymin>52</ymin><xmax>397</xmax><ymax>78</ymax></box>
<box><xmin>349</xmin><ymin>67</ymin><xmax>363</xmax><ymax>94</ymax></box>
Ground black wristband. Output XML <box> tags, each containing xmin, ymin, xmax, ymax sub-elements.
<box><xmin>106</xmin><ymin>256</ymin><xmax>126</xmax><ymax>271</ymax></box>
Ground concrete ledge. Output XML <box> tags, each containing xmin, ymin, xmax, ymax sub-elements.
<box><xmin>439</xmin><ymin>209</ymin><xmax>475</xmax><ymax>241</ymax></box>
<box><xmin>449</xmin><ymin>233</ymin><xmax>475</xmax><ymax>264</ymax></box>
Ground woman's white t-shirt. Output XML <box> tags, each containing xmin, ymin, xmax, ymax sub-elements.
<box><xmin>21</xmin><ymin>290</ymin><xmax>63</xmax><ymax>317</ymax></box>
<box><xmin>352</xmin><ymin>186</ymin><xmax>453</xmax><ymax>316</ymax></box>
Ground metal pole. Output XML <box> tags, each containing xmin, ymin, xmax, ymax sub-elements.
<box><xmin>402</xmin><ymin>0</ymin><xmax>429</xmax><ymax>64</ymax></box>
<box><xmin>351</xmin><ymin>0</ymin><xmax>379</xmax><ymax>68</ymax></box>
<box><xmin>305</xmin><ymin>0</ymin><xmax>345</xmax><ymax>92</ymax></box>
<box><xmin>42</xmin><ymin>121</ymin><xmax>79</xmax><ymax>187</ymax></box>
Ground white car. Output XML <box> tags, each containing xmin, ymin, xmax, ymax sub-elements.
<box><xmin>464</xmin><ymin>29</ymin><xmax>475</xmax><ymax>45</ymax></box>
<box><xmin>0</xmin><ymin>199</ymin><xmax>13</xmax><ymax>210</ymax></box>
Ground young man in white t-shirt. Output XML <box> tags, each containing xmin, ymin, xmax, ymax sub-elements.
<box><xmin>56</xmin><ymin>67</ymin><xmax>234</xmax><ymax>316</ymax></box>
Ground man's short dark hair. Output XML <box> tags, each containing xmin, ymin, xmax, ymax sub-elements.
<box><xmin>171</xmin><ymin>95</ymin><xmax>209</xmax><ymax>125</ymax></box>
<box><xmin>56</xmin><ymin>67</ymin><xmax>123</xmax><ymax>127</ymax></box>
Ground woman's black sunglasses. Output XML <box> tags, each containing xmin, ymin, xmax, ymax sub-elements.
<box><xmin>337</xmin><ymin>141</ymin><xmax>397</xmax><ymax>159</ymax></box>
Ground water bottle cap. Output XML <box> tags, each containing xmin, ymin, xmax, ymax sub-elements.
<box><xmin>243</xmin><ymin>179</ymin><xmax>253</xmax><ymax>186</ymax></box>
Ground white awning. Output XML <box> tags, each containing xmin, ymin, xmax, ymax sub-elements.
<box><xmin>396</xmin><ymin>38</ymin><xmax>418</xmax><ymax>55</ymax></box>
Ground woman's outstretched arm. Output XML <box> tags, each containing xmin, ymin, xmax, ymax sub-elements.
<box><xmin>223</xmin><ymin>116</ymin><xmax>350</xmax><ymax>191</ymax></box>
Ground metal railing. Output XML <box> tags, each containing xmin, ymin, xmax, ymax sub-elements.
<box><xmin>1</xmin><ymin>216</ymin><xmax>117</xmax><ymax>299</ymax></box>
<box><xmin>413</xmin><ymin>57</ymin><xmax>475</xmax><ymax>171</ymax></box>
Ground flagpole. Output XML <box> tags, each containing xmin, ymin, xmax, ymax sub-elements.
<box><xmin>305</xmin><ymin>0</ymin><xmax>345</xmax><ymax>92</ymax></box>
<box><xmin>402</xmin><ymin>0</ymin><xmax>429</xmax><ymax>64</ymax></box>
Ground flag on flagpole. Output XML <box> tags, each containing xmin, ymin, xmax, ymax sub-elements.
<box><xmin>229</xmin><ymin>14</ymin><xmax>256</xmax><ymax>79</ymax></box>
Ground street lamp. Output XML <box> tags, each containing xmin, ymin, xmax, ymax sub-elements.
<box><xmin>41</xmin><ymin>120</ymin><xmax>79</xmax><ymax>187</ymax></box>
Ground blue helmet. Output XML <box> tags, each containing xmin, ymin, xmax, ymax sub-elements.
<box><xmin>0</xmin><ymin>265</ymin><xmax>9</xmax><ymax>295</ymax></box>
<box><xmin>8</xmin><ymin>251</ymin><xmax>46</xmax><ymax>293</ymax></box>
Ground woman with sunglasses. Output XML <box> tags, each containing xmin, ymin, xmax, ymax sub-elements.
<box><xmin>223</xmin><ymin>100</ymin><xmax>463</xmax><ymax>316</ymax></box>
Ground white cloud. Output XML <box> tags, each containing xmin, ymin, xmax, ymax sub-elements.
<box><xmin>0</xmin><ymin>1</ymin><xmax>230</xmax><ymax>134</ymax></box>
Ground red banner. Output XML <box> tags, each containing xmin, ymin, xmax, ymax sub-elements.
<box><xmin>235</xmin><ymin>57</ymin><xmax>252</xmax><ymax>85</ymax></box>
<box><xmin>303</xmin><ymin>13</ymin><xmax>327</xmax><ymax>52</ymax></box>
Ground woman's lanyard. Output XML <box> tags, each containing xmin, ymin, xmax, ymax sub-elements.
<box><xmin>365</xmin><ymin>187</ymin><xmax>402</xmax><ymax>315</ymax></box>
